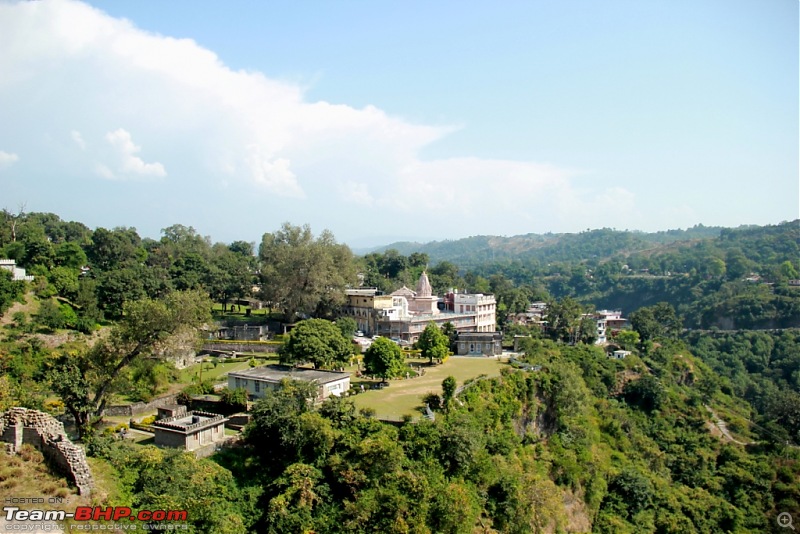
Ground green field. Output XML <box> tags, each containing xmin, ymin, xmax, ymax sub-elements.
<box><xmin>178</xmin><ymin>358</ymin><xmax>280</xmax><ymax>384</ymax></box>
<box><xmin>352</xmin><ymin>356</ymin><xmax>508</xmax><ymax>420</ymax></box>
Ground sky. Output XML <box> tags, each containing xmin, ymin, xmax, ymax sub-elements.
<box><xmin>0</xmin><ymin>0</ymin><xmax>797</xmax><ymax>248</ymax></box>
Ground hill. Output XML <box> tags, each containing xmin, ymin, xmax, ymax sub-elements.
<box><xmin>369</xmin><ymin>224</ymin><xmax>727</xmax><ymax>266</ymax></box>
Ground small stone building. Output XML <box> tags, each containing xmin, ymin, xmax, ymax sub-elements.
<box><xmin>152</xmin><ymin>411</ymin><xmax>226</xmax><ymax>452</ymax></box>
<box><xmin>157</xmin><ymin>404</ymin><xmax>187</xmax><ymax>421</ymax></box>
<box><xmin>456</xmin><ymin>332</ymin><xmax>503</xmax><ymax>356</ymax></box>
<box><xmin>228</xmin><ymin>365</ymin><xmax>350</xmax><ymax>400</ymax></box>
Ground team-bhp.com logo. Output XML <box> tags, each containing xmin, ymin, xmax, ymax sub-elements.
<box><xmin>4</xmin><ymin>505</ymin><xmax>187</xmax><ymax>522</ymax></box>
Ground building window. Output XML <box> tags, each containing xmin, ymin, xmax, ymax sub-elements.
<box><xmin>235</xmin><ymin>378</ymin><xmax>241</xmax><ymax>388</ymax></box>
<box><xmin>255</xmin><ymin>381</ymin><xmax>260</xmax><ymax>392</ymax></box>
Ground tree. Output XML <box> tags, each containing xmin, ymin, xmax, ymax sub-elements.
<box><xmin>49</xmin><ymin>290</ymin><xmax>211</xmax><ymax>437</ymax></box>
<box><xmin>613</xmin><ymin>330</ymin><xmax>640</xmax><ymax>351</ymax></box>
<box><xmin>629</xmin><ymin>302</ymin><xmax>682</xmax><ymax>344</ymax></box>
<box><xmin>280</xmin><ymin>318</ymin><xmax>353</xmax><ymax>369</ymax></box>
<box><xmin>442</xmin><ymin>376</ymin><xmax>457</xmax><ymax>411</ymax></box>
<box><xmin>36</xmin><ymin>298</ymin><xmax>65</xmax><ymax>330</ymax></box>
<box><xmin>335</xmin><ymin>317</ymin><xmax>358</xmax><ymax>338</ymax></box>
<box><xmin>363</xmin><ymin>337</ymin><xmax>405</xmax><ymax>382</ymax></box>
<box><xmin>258</xmin><ymin>223</ymin><xmax>356</xmax><ymax>322</ymax></box>
<box><xmin>544</xmin><ymin>297</ymin><xmax>583</xmax><ymax>344</ymax></box>
<box><xmin>0</xmin><ymin>269</ymin><xmax>24</xmax><ymax>317</ymax></box>
<box><xmin>416</xmin><ymin>322</ymin><xmax>450</xmax><ymax>364</ymax></box>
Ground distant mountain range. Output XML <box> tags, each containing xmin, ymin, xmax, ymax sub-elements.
<box><xmin>357</xmin><ymin>224</ymin><xmax>732</xmax><ymax>266</ymax></box>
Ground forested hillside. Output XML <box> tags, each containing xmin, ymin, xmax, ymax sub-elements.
<box><xmin>1</xmin><ymin>210</ymin><xmax>798</xmax><ymax>532</ymax></box>
<box><xmin>370</xmin><ymin>225</ymin><xmax>727</xmax><ymax>267</ymax></box>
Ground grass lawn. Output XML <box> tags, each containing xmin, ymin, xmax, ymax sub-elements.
<box><xmin>352</xmin><ymin>356</ymin><xmax>508</xmax><ymax>421</ymax></box>
<box><xmin>178</xmin><ymin>358</ymin><xmax>279</xmax><ymax>385</ymax></box>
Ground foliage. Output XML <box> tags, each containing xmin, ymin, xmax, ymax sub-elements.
<box><xmin>258</xmin><ymin>223</ymin><xmax>357</xmax><ymax>322</ymax></box>
<box><xmin>279</xmin><ymin>318</ymin><xmax>353</xmax><ymax>369</ymax></box>
<box><xmin>415</xmin><ymin>322</ymin><xmax>450</xmax><ymax>364</ymax></box>
<box><xmin>363</xmin><ymin>337</ymin><xmax>405</xmax><ymax>381</ymax></box>
<box><xmin>89</xmin><ymin>441</ymin><xmax>260</xmax><ymax>533</ymax></box>
<box><xmin>0</xmin><ymin>269</ymin><xmax>24</xmax><ymax>317</ymax></box>
<box><xmin>220</xmin><ymin>387</ymin><xmax>249</xmax><ymax>411</ymax></box>
<box><xmin>335</xmin><ymin>316</ymin><xmax>357</xmax><ymax>338</ymax></box>
<box><xmin>441</xmin><ymin>376</ymin><xmax>457</xmax><ymax>411</ymax></box>
<box><xmin>48</xmin><ymin>290</ymin><xmax>211</xmax><ymax>436</ymax></box>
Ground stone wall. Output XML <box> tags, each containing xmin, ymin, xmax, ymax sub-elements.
<box><xmin>104</xmin><ymin>394</ymin><xmax>180</xmax><ymax>417</ymax></box>
<box><xmin>0</xmin><ymin>408</ymin><xmax>93</xmax><ymax>496</ymax></box>
<box><xmin>202</xmin><ymin>341</ymin><xmax>281</xmax><ymax>354</ymax></box>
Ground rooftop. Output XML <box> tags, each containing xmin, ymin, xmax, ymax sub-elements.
<box><xmin>152</xmin><ymin>411</ymin><xmax>225</xmax><ymax>434</ymax></box>
<box><xmin>229</xmin><ymin>364</ymin><xmax>349</xmax><ymax>385</ymax></box>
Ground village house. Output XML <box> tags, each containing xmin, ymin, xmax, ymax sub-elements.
<box><xmin>0</xmin><ymin>259</ymin><xmax>34</xmax><ymax>281</ymax></box>
<box><xmin>228</xmin><ymin>365</ymin><xmax>351</xmax><ymax>400</ymax></box>
<box><xmin>152</xmin><ymin>410</ymin><xmax>227</xmax><ymax>452</ymax></box>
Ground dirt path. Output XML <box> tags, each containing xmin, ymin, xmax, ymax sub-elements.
<box><xmin>705</xmin><ymin>405</ymin><xmax>752</xmax><ymax>446</ymax></box>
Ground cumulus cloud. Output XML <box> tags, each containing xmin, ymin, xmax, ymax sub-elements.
<box><xmin>0</xmin><ymin>0</ymin><xmax>638</xmax><ymax>238</ymax></box>
<box><xmin>0</xmin><ymin>151</ymin><xmax>19</xmax><ymax>169</ymax></box>
<box><xmin>104</xmin><ymin>128</ymin><xmax>166</xmax><ymax>178</ymax></box>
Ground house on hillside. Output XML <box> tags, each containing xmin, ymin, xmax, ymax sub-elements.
<box><xmin>228</xmin><ymin>365</ymin><xmax>350</xmax><ymax>400</ymax></box>
<box><xmin>152</xmin><ymin>411</ymin><xmax>227</xmax><ymax>452</ymax></box>
<box><xmin>0</xmin><ymin>259</ymin><xmax>34</xmax><ymax>281</ymax></box>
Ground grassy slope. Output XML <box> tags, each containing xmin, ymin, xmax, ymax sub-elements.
<box><xmin>351</xmin><ymin>356</ymin><xmax>506</xmax><ymax>420</ymax></box>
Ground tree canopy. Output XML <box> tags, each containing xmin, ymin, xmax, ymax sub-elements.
<box><xmin>49</xmin><ymin>290</ymin><xmax>211</xmax><ymax>436</ymax></box>
<box><xmin>416</xmin><ymin>322</ymin><xmax>450</xmax><ymax>364</ymax></box>
<box><xmin>259</xmin><ymin>223</ymin><xmax>356</xmax><ymax>322</ymax></box>
<box><xmin>280</xmin><ymin>318</ymin><xmax>353</xmax><ymax>370</ymax></box>
<box><xmin>363</xmin><ymin>337</ymin><xmax>405</xmax><ymax>381</ymax></box>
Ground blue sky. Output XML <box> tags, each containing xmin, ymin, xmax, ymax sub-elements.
<box><xmin>0</xmin><ymin>0</ymin><xmax>796</xmax><ymax>247</ymax></box>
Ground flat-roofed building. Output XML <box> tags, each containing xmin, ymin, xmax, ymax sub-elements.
<box><xmin>228</xmin><ymin>365</ymin><xmax>350</xmax><ymax>400</ymax></box>
<box><xmin>343</xmin><ymin>273</ymin><xmax>497</xmax><ymax>343</ymax></box>
<box><xmin>456</xmin><ymin>332</ymin><xmax>503</xmax><ymax>356</ymax></box>
<box><xmin>152</xmin><ymin>411</ymin><xmax>226</xmax><ymax>452</ymax></box>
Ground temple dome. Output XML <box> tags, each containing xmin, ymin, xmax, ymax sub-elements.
<box><xmin>416</xmin><ymin>271</ymin><xmax>433</xmax><ymax>297</ymax></box>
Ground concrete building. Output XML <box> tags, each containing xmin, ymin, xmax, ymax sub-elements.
<box><xmin>456</xmin><ymin>332</ymin><xmax>503</xmax><ymax>356</ymax></box>
<box><xmin>214</xmin><ymin>324</ymin><xmax>271</xmax><ymax>341</ymax></box>
<box><xmin>342</xmin><ymin>288</ymin><xmax>395</xmax><ymax>335</ymax></box>
<box><xmin>0</xmin><ymin>259</ymin><xmax>34</xmax><ymax>281</ymax></box>
<box><xmin>228</xmin><ymin>365</ymin><xmax>351</xmax><ymax>400</ymax></box>
<box><xmin>343</xmin><ymin>272</ymin><xmax>497</xmax><ymax>343</ymax></box>
<box><xmin>152</xmin><ymin>411</ymin><xmax>227</xmax><ymax>452</ymax></box>
<box><xmin>452</xmin><ymin>293</ymin><xmax>497</xmax><ymax>332</ymax></box>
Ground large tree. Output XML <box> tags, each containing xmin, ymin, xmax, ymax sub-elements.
<box><xmin>416</xmin><ymin>322</ymin><xmax>450</xmax><ymax>364</ymax></box>
<box><xmin>258</xmin><ymin>223</ymin><xmax>356</xmax><ymax>322</ymax></box>
<box><xmin>629</xmin><ymin>302</ymin><xmax>682</xmax><ymax>344</ymax></box>
<box><xmin>280</xmin><ymin>318</ymin><xmax>353</xmax><ymax>370</ymax></box>
<box><xmin>363</xmin><ymin>337</ymin><xmax>405</xmax><ymax>382</ymax></box>
<box><xmin>49</xmin><ymin>290</ymin><xmax>211</xmax><ymax>437</ymax></box>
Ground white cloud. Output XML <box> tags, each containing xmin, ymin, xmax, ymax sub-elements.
<box><xmin>71</xmin><ymin>130</ymin><xmax>86</xmax><ymax>149</ymax></box>
<box><xmin>0</xmin><ymin>0</ymin><xmax>638</xmax><ymax>238</ymax></box>
<box><xmin>0</xmin><ymin>151</ymin><xmax>18</xmax><ymax>169</ymax></box>
<box><xmin>104</xmin><ymin>128</ymin><xmax>166</xmax><ymax>178</ymax></box>
<box><xmin>94</xmin><ymin>162</ymin><xmax>114</xmax><ymax>180</ymax></box>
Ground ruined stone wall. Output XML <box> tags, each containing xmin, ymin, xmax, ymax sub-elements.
<box><xmin>0</xmin><ymin>408</ymin><xmax>93</xmax><ymax>496</ymax></box>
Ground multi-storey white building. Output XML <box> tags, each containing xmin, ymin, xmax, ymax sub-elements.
<box><xmin>452</xmin><ymin>293</ymin><xmax>497</xmax><ymax>332</ymax></box>
<box><xmin>342</xmin><ymin>272</ymin><xmax>497</xmax><ymax>343</ymax></box>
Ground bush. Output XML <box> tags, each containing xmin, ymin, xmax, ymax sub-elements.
<box><xmin>422</xmin><ymin>392</ymin><xmax>442</xmax><ymax>411</ymax></box>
